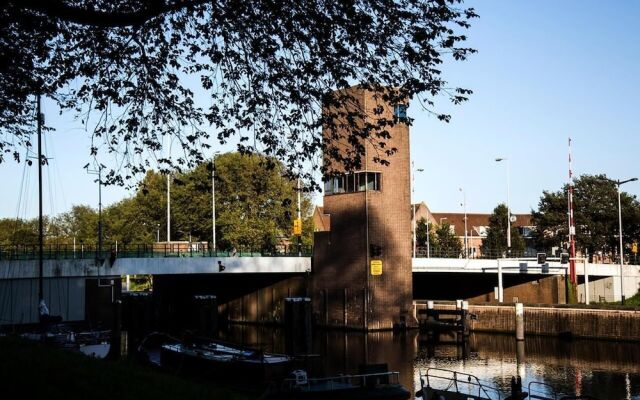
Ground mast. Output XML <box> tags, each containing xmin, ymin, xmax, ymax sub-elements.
<box><xmin>37</xmin><ymin>93</ymin><xmax>44</xmax><ymax>304</ymax></box>
<box><xmin>568</xmin><ymin>137</ymin><xmax>576</xmax><ymax>284</ymax></box>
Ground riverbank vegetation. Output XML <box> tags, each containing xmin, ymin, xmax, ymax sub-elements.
<box><xmin>0</xmin><ymin>336</ymin><xmax>253</xmax><ymax>400</ymax></box>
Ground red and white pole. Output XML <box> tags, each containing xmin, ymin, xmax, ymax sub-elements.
<box><xmin>568</xmin><ymin>137</ymin><xmax>577</xmax><ymax>284</ymax></box>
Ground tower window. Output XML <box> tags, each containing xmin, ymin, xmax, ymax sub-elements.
<box><xmin>394</xmin><ymin>104</ymin><xmax>407</xmax><ymax>122</ymax></box>
<box><xmin>323</xmin><ymin>172</ymin><xmax>382</xmax><ymax>195</ymax></box>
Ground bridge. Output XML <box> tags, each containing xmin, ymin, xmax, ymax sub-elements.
<box><xmin>0</xmin><ymin>247</ymin><xmax>633</xmax><ymax>279</ymax></box>
<box><xmin>2</xmin><ymin>247</ymin><xmax>639</xmax><ymax>327</ymax></box>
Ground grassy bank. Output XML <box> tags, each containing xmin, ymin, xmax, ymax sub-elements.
<box><xmin>0</xmin><ymin>336</ymin><xmax>254</xmax><ymax>400</ymax></box>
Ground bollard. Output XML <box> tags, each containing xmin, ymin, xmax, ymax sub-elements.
<box><xmin>515</xmin><ymin>303</ymin><xmax>525</xmax><ymax>341</ymax></box>
<box><xmin>462</xmin><ymin>301</ymin><xmax>470</xmax><ymax>337</ymax></box>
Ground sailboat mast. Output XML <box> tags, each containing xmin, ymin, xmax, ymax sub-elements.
<box><xmin>37</xmin><ymin>93</ymin><xmax>43</xmax><ymax>303</ymax></box>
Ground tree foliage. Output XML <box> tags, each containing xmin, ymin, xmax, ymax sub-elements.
<box><xmin>1</xmin><ymin>0</ymin><xmax>477</xmax><ymax>188</ymax></box>
<box><xmin>415</xmin><ymin>217</ymin><xmax>462</xmax><ymax>256</ymax></box>
<box><xmin>480</xmin><ymin>203</ymin><xmax>525</xmax><ymax>257</ymax></box>
<box><xmin>433</xmin><ymin>222</ymin><xmax>462</xmax><ymax>256</ymax></box>
<box><xmin>416</xmin><ymin>217</ymin><xmax>437</xmax><ymax>250</ymax></box>
<box><xmin>0</xmin><ymin>152</ymin><xmax>313</xmax><ymax>248</ymax></box>
<box><xmin>532</xmin><ymin>174</ymin><xmax>640</xmax><ymax>258</ymax></box>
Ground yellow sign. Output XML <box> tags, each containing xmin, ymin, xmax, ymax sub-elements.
<box><xmin>633</xmin><ymin>243</ymin><xmax>638</xmax><ymax>254</ymax></box>
<box><xmin>370</xmin><ymin>259</ymin><xmax>383</xmax><ymax>276</ymax></box>
<box><xmin>293</xmin><ymin>218</ymin><xmax>302</xmax><ymax>235</ymax></box>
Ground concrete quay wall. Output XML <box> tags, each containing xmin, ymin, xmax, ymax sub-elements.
<box><xmin>429</xmin><ymin>303</ymin><xmax>640</xmax><ymax>341</ymax></box>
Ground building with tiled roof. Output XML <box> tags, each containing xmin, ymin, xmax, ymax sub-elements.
<box><xmin>411</xmin><ymin>203</ymin><xmax>534</xmax><ymax>258</ymax></box>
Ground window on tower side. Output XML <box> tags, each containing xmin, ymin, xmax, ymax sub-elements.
<box><xmin>323</xmin><ymin>172</ymin><xmax>382</xmax><ymax>195</ymax></box>
<box><xmin>394</xmin><ymin>104</ymin><xmax>407</xmax><ymax>122</ymax></box>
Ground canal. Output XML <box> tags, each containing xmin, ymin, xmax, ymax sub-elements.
<box><xmin>219</xmin><ymin>325</ymin><xmax>640</xmax><ymax>399</ymax></box>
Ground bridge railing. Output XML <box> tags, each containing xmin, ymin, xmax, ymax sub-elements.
<box><xmin>0</xmin><ymin>243</ymin><xmax>313</xmax><ymax>261</ymax></box>
<box><xmin>415</xmin><ymin>247</ymin><xmax>536</xmax><ymax>260</ymax></box>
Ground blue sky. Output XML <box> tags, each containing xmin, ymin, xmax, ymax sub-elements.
<box><xmin>3</xmin><ymin>0</ymin><xmax>640</xmax><ymax>218</ymax></box>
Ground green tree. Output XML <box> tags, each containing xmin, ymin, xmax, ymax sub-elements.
<box><xmin>53</xmin><ymin>205</ymin><xmax>99</xmax><ymax>245</ymax></box>
<box><xmin>0</xmin><ymin>218</ymin><xmax>39</xmax><ymax>245</ymax></box>
<box><xmin>113</xmin><ymin>152</ymin><xmax>313</xmax><ymax>249</ymax></box>
<box><xmin>434</xmin><ymin>222</ymin><xmax>462</xmax><ymax>257</ymax></box>
<box><xmin>415</xmin><ymin>217</ymin><xmax>437</xmax><ymax>252</ymax></box>
<box><xmin>2</xmin><ymin>1</ymin><xmax>477</xmax><ymax>188</ymax></box>
<box><xmin>532</xmin><ymin>174</ymin><xmax>640</xmax><ymax>259</ymax></box>
<box><xmin>213</xmin><ymin>153</ymin><xmax>312</xmax><ymax>250</ymax></box>
<box><xmin>481</xmin><ymin>203</ymin><xmax>525</xmax><ymax>257</ymax></box>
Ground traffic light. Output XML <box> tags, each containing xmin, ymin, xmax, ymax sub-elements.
<box><xmin>560</xmin><ymin>253</ymin><xmax>569</xmax><ymax>264</ymax></box>
<box><xmin>537</xmin><ymin>252</ymin><xmax>546</xmax><ymax>265</ymax></box>
<box><xmin>369</xmin><ymin>244</ymin><xmax>382</xmax><ymax>257</ymax></box>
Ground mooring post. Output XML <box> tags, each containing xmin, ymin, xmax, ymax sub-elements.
<box><xmin>462</xmin><ymin>301</ymin><xmax>470</xmax><ymax>337</ymax></box>
<box><xmin>515</xmin><ymin>302</ymin><xmax>525</xmax><ymax>341</ymax></box>
<box><xmin>584</xmin><ymin>259</ymin><xmax>590</xmax><ymax>305</ymax></box>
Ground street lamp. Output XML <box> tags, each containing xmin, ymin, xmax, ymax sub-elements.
<box><xmin>460</xmin><ymin>187</ymin><xmax>468</xmax><ymax>259</ymax></box>
<box><xmin>605</xmin><ymin>176</ymin><xmax>638</xmax><ymax>304</ymax></box>
<box><xmin>495</xmin><ymin>157</ymin><xmax>511</xmax><ymax>256</ymax></box>
<box><xmin>411</xmin><ymin>161</ymin><xmax>424</xmax><ymax>258</ymax></box>
<box><xmin>439</xmin><ymin>217</ymin><xmax>448</xmax><ymax>225</ymax></box>
<box><xmin>212</xmin><ymin>151</ymin><xmax>221</xmax><ymax>252</ymax></box>
<box><xmin>84</xmin><ymin>162</ymin><xmax>104</xmax><ymax>260</ymax></box>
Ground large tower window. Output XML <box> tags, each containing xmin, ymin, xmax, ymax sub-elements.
<box><xmin>324</xmin><ymin>172</ymin><xmax>382</xmax><ymax>195</ymax></box>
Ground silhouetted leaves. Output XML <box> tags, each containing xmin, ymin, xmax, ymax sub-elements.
<box><xmin>1</xmin><ymin>0</ymin><xmax>477</xmax><ymax>188</ymax></box>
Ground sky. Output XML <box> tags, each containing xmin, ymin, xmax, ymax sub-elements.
<box><xmin>2</xmin><ymin>0</ymin><xmax>640</xmax><ymax>219</ymax></box>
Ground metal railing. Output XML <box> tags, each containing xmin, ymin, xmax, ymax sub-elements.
<box><xmin>420</xmin><ymin>368</ymin><xmax>502</xmax><ymax>400</ymax></box>
<box><xmin>0</xmin><ymin>243</ymin><xmax>313</xmax><ymax>261</ymax></box>
<box><xmin>281</xmin><ymin>371</ymin><xmax>401</xmax><ymax>391</ymax></box>
<box><xmin>414</xmin><ymin>246</ymin><xmax>536</xmax><ymax>260</ymax></box>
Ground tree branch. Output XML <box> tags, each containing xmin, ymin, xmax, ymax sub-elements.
<box><xmin>14</xmin><ymin>0</ymin><xmax>210</xmax><ymax>27</ymax></box>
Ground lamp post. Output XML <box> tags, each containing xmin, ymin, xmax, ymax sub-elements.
<box><xmin>84</xmin><ymin>162</ymin><xmax>103</xmax><ymax>260</ymax></box>
<box><xmin>495</xmin><ymin>157</ymin><xmax>511</xmax><ymax>256</ymax></box>
<box><xmin>212</xmin><ymin>151</ymin><xmax>220</xmax><ymax>253</ymax></box>
<box><xmin>607</xmin><ymin>177</ymin><xmax>638</xmax><ymax>304</ymax></box>
<box><xmin>460</xmin><ymin>187</ymin><xmax>468</xmax><ymax>259</ymax></box>
<box><xmin>439</xmin><ymin>217</ymin><xmax>448</xmax><ymax>225</ymax></box>
<box><xmin>411</xmin><ymin>161</ymin><xmax>424</xmax><ymax>258</ymax></box>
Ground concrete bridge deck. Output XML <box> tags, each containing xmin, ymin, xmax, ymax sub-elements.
<box><xmin>1</xmin><ymin>256</ymin><xmax>637</xmax><ymax>279</ymax></box>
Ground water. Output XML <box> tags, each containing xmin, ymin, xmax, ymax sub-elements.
<box><xmin>219</xmin><ymin>326</ymin><xmax>640</xmax><ymax>399</ymax></box>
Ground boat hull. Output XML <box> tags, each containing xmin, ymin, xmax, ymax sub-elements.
<box><xmin>159</xmin><ymin>344</ymin><xmax>292</xmax><ymax>383</ymax></box>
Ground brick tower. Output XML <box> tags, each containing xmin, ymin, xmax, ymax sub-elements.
<box><xmin>312</xmin><ymin>86</ymin><xmax>413</xmax><ymax>330</ymax></box>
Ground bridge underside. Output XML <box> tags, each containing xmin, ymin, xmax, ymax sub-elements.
<box><xmin>413</xmin><ymin>272</ymin><xmax>571</xmax><ymax>304</ymax></box>
<box><xmin>152</xmin><ymin>273</ymin><xmax>307</xmax><ymax>332</ymax></box>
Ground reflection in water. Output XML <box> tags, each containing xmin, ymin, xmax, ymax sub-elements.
<box><xmin>220</xmin><ymin>325</ymin><xmax>640</xmax><ymax>399</ymax></box>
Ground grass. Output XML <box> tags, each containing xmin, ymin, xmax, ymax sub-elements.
<box><xmin>0</xmin><ymin>336</ymin><xmax>255</xmax><ymax>400</ymax></box>
<box><xmin>610</xmin><ymin>291</ymin><xmax>640</xmax><ymax>306</ymax></box>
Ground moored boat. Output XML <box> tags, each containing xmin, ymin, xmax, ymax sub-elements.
<box><xmin>138</xmin><ymin>332</ymin><xmax>293</xmax><ymax>383</ymax></box>
<box><xmin>416</xmin><ymin>368</ymin><xmax>601</xmax><ymax>400</ymax></box>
